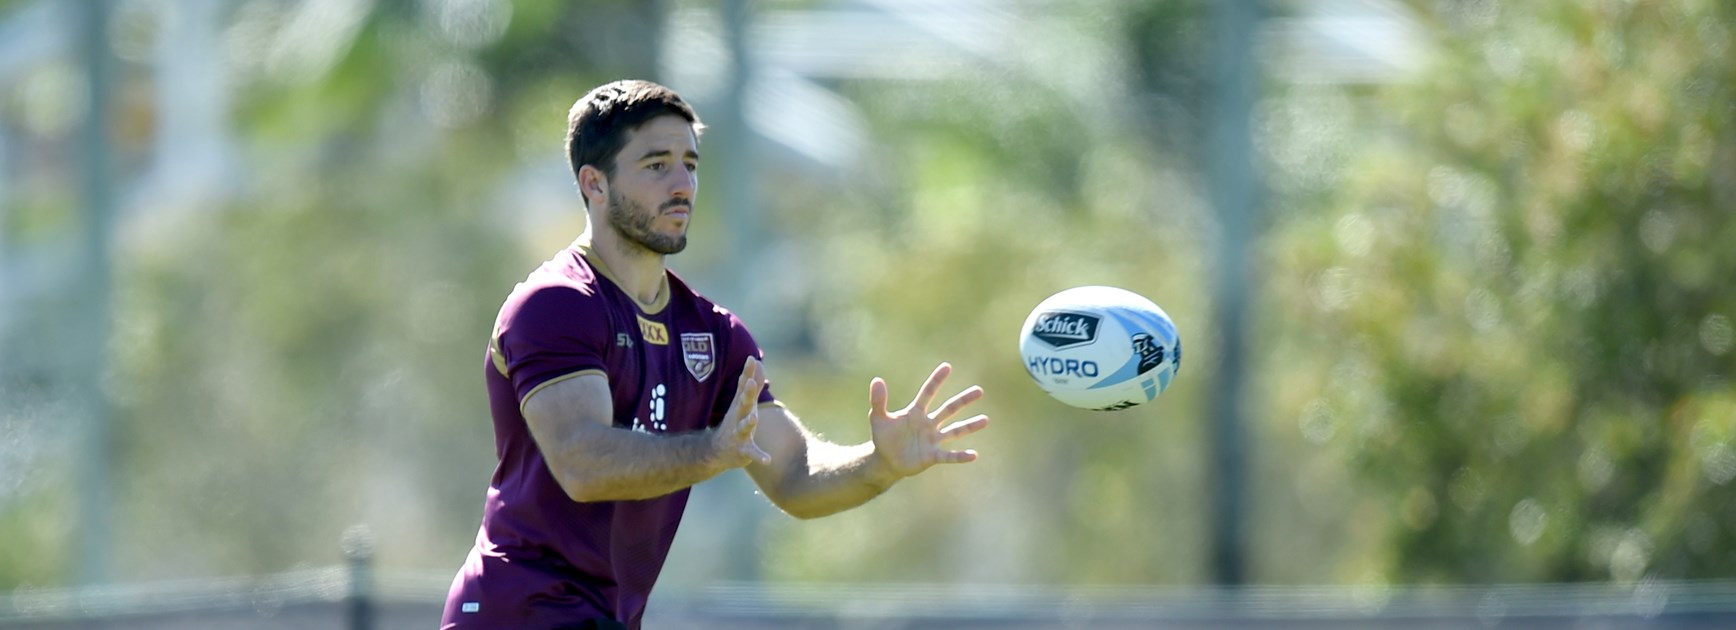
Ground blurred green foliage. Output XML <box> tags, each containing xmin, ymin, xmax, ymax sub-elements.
<box><xmin>0</xmin><ymin>0</ymin><xmax>1732</xmax><ymax>592</ymax></box>
<box><xmin>1260</xmin><ymin>0</ymin><xmax>1736</xmax><ymax>584</ymax></box>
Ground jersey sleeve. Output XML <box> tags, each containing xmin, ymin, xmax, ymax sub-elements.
<box><xmin>495</xmin><ymin>284</ymin><xmax>612</xmax><ymax>408</ymax></box>
<box><xmin>710</xmin><ymin>307</ymin><xmax>777</xmax><ymax>427</ymax></box>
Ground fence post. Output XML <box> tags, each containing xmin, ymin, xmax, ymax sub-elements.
<box><xmin>343</xmin><ymin>524</ymin><xmax>374</xmax><ymax>630</ymax></box>
<box><xmin>1205</xmin><ymin>0</ymin><xmax>1263</xmax><ymax>590</ymax></box>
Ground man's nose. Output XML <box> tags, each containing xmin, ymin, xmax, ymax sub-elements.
<box><xmin>669</xmin><ymin>168</ymin><xmax>696</xmax><ymax>199</ymax></box>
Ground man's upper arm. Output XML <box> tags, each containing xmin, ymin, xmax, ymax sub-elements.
<box><xmin>496</xmin><ymin>285</ymin><xmax>611</xmax><ymax>407</ymax></box>
<box><xmin>745</xmin><ymin>403</ymin><xmax>808</xmax><ymax>500</ymax></box>
<box><xmin>522</xmin><ymin>372</ymin><xmax>615</xmax><ymax>451</ymax></box>
<box><xmin>496</xmin><ymin>284</ymin><xmax>617</xmax><ymax>476</ymax></box>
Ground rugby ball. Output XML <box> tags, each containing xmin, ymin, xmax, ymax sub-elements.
<box><xmin>1019</xmin><ymin>286</ymin><xmax>1182</xmax><ymax>411</ymax></box>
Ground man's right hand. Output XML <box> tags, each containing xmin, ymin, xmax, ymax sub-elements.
<box><xmin>712</xmin><ymin>356</ymin><xmax>772</xmax><ymax>468</ymax></box>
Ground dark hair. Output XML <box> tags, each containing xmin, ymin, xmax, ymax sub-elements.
<box><xmin>565</xmin><ymin>80</ymin><xmax>704</xmax><ymax>198</ymax></box>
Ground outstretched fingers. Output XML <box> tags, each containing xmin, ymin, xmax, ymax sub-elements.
<box><xmin>931</xmin><ymin>411</ymin><xmax>988</xmax><ymax>467</ymax></box>
<box><xmin>930</xmin><ymin>386</ymin><xmax>984</xmax><ymax>424</ymax></box>
<box><xmin>723</xmin><ymin>358</ymin><xmax>769</xmax><ymax>465</ymax></box>
<box><xmin>733</xmin><ymin>404</ymin><xmax>759</xmax><ymax>438</ymax></box>
<box><xmin>939</xmin><ymin>414</ymin><xmax>990</xmax><ymax>441</ymax></box>
<box><xmin>738</xmin><ymin>407</ymin><xmax>770</xmax><ymax>464</ymax></box>
<box><xmin>733</xmin><ymin>357</ymin><xmax>763</xmax><ymax>420</ymax></box>
<box><xmin>868</xmin><ymin>377</ymin><xmax>890</xmax><ymax>419</ymax></box>
<box><xmin>909</xmin><ymin>363</ymin><xmax>953</xmax><ymax>412</ymax></box>
<box><xmin>933</xmin><ymin>448</ymin><xmax>980</xmax><ymax>465</ymax></box>
<box><xmin>866</xmin><ymin>364</ymin><xmax>989</xmax><ymax>474</ymax></box>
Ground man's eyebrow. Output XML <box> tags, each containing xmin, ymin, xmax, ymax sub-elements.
<box><xmin>635</xmin><ymin>149</ymin><xmax>701</xmax><ymax>162</ymax></box>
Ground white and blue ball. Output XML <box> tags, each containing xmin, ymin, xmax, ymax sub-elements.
<box><xmin>1018</xmin><ymin>286</ymin><xmax>1182</xmax><ymax>411</ymax></box>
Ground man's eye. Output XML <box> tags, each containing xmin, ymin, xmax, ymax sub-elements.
<box><xmin>647</xmin><ymin>162</ymin><xmax>664</xmax><ymax>171</ymax></box>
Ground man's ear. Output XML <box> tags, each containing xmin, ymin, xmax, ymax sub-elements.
<box><xmin>579</xmin><ymin>165</ymin><xmax>608</xmax><ymax>202</ymax></box>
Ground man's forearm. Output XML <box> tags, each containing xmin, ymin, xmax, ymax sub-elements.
<box><xmin>770</xmin><ymin>441</ymin><xmax>903</xmax><ymax>519</ymax></box>
<box><xmin>545</xmin><ymin>425</ymin><xmax>729</xmax><ymax>502</ymax></box>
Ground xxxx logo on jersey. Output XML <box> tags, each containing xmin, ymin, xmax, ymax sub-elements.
<box><xmin>637</xmin><ymin>315</ymin><xmax>669</xmax><ymax>345</ymax></box>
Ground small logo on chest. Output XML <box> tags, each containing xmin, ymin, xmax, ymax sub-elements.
<box><xmin>681</xmin><ymin>333</ymin><xmax>716</xmax><ymax>382</ymax></box>
<box><xmin>631</xmin><ymin>383</ymin><xmax>669</xmax><ymax>433</ymax></box>
<box><xmin>637</xmin><ymin>315</ymin><xmax>669</xmax><ymax>345</ymax></box>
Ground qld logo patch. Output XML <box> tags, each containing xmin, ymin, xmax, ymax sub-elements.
<box><xmin>680</xmin><ymin>333</ymin><xmax>716</xmax><ymax>382</ymax></box>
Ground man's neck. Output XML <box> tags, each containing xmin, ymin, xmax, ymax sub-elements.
<box><xmin>582</xmin><ymin>226</ymin><xmax>667</xmax><ymax>306</ymax></box>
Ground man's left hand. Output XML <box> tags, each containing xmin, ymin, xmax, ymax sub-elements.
<box><xmin>867</xmin><ymin>363</ymin><xmax>990</xmax><ymax>479</ymax></box>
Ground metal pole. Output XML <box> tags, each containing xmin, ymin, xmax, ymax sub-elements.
<box><xmin>719</xmin><ymin>0</ymin><xmax>761</xmax><ymax>305</ymax></box>
<box><xmin>715</xmin><ymin>0</ymin><xmax>765</xmax><ymax>584</ymax></box>
<box><xmin>76</xmin><ymin>0</ymin><xmax>117</xmax><ymax>588</ymax></box>
<box><xmin>1205</xmin><ymin>0</ymin><xmax>1261</xmax><ymax>588</ymax></box>
<box><xmin>344</xmin><ymin>525</ymin><xmax>375</xmax><ymax>630</ymax></box>
<box><xmin>629</xmin><ymin>0</ymin><xmax>666</xmax><ymax>82</ymax></box>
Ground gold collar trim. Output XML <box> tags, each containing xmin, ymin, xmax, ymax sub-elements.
<box><xmin>572</xmin><ymin>235</ymin><xmax>671</xmax><ymax>314</ymax></box>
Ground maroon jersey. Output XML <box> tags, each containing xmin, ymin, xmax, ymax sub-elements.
<box><xmin>443</xmin><ymin>239</ymin><xmax>776</xmax><ymax>629</ymax></box>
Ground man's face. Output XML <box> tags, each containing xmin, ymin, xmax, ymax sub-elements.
<box><xmin>603</xmin><ymin>115</ymin><xmax>699</xmax><ymax>255</ymax></box>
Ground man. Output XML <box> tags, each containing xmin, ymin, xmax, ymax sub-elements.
<box><xmin>441</xmin><ymin>80</ymin><xmax>991</xmax><ymax>629</ymax></box>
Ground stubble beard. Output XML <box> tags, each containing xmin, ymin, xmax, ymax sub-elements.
<box><xmin>607</xmin><ymin>187</ymin><xmax>688</xmax><ymax>256</ymax></box>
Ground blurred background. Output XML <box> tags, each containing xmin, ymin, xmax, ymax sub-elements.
<box><xmin>1</xmin><ymin>0</ymin><xmax>1734</xmax><ymax>627</ymax></box>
